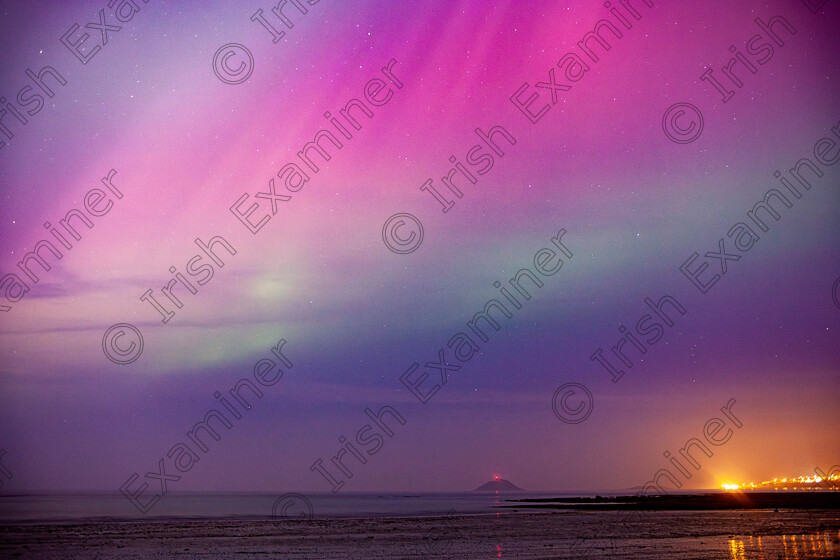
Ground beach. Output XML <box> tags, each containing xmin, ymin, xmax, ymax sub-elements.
<box><xmin>2</xmin><ymin>508</ymin><xmax>838</xmax><ymax>560</ymax></box>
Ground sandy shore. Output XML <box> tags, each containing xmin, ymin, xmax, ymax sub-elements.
<box><xmin>2</xmin><ymin>509</ymin><xmax>839</xmax><ymax>560</ymax></box>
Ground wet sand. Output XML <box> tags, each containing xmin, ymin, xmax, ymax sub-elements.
<box><xmin>1</xmin><ymin>509</ymin><xmax>839</xmax><ymax>559</ymax></box>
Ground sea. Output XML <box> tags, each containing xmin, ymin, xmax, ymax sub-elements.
<box><xmin>0</xmin><ymin>490</ymin><xmax>601</xmax><ymax>524</ymax></box>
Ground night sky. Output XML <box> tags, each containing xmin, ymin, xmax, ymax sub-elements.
<box><xmin>0</xmin><ymin>0</ymin><xmax>838</xmax><ymax>500</ymax></box>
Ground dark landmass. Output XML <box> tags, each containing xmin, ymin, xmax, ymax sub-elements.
<box><xmin>474</xmin><ymin>479</ymin><xmax>525</xmax><ymax>492</ymax></box>
<box><xmin>502</xmin><ymin>491</ymin><xmax>840</xmax><ymax>510</ymax></box>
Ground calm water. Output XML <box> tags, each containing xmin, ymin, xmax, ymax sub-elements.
<box><xmin>0</xmin><ymin>491</ymin><xmax>590</xmax><ymax>524</ymax></box>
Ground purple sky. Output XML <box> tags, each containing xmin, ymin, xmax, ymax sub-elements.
<box><xmin>0</xmin><ymin>0</ymin><xmax>838</xmax><ymax>502</ymax></box>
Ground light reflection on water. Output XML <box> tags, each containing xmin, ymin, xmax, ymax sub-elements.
<box><xmin>728</xmin><ymin>530</ymin><xmax>840</xmax><ymax>559</ymax></box>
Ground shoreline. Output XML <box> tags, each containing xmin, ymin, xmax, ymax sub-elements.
<box><xmin>503</xmin><ymin>491</ymin><xmax>840</xmax><ymax>511</ymax></box>
<box><xmin>1</xmin><ymin>509</ymin><xmax>838</xmax><ymax>560</ymax></box>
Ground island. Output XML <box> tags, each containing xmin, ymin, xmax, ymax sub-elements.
<box><xmin>474</xmin><ymin>476</ymin><xmax>525</xmax><ymax>492</ymax></box>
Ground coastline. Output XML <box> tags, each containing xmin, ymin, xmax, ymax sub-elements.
<box><xmin>1</xmin><ymin>507</ymin><xmax>838</xmax><ymax>559</ymax></box>
<box><xmin>503</xmin><ymin>491</ymin><xmax>840</xmax><ymax>510</ymax></box>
